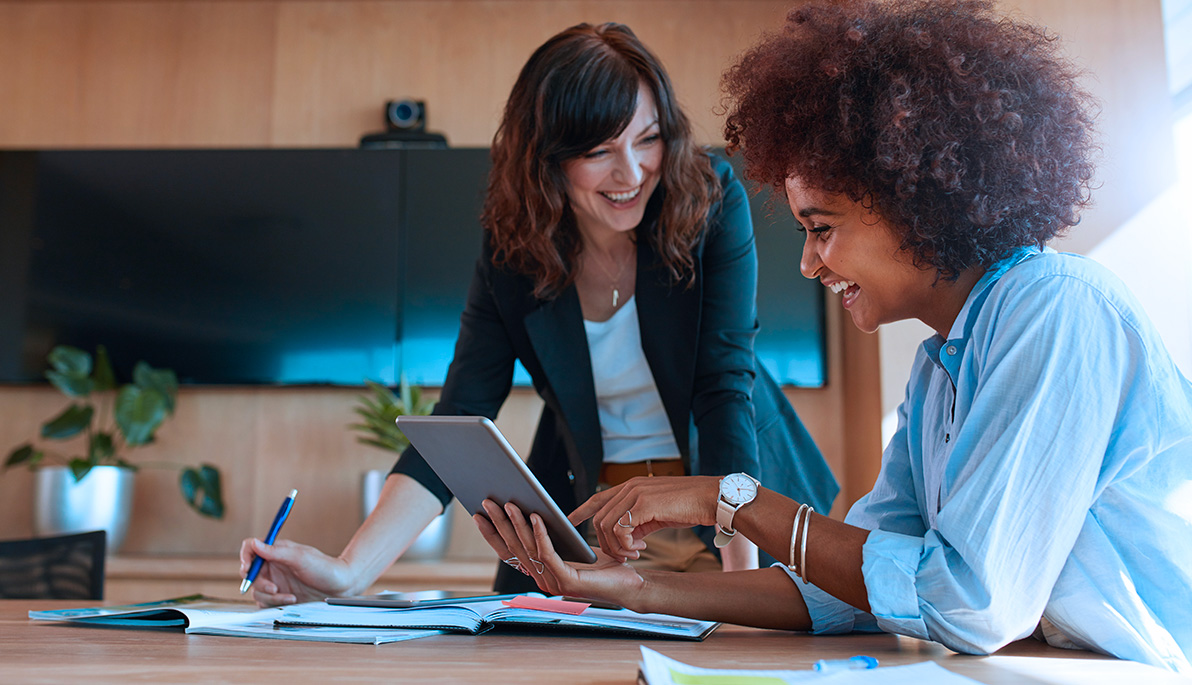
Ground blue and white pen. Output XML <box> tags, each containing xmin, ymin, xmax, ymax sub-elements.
<box><xmin>240</xmin><ymin>489</ymin><xmax>298</xmax><ymax>594</ymax></box>
<box><xmin>814</xmin><ymin>655</ymin><xmax>879</xmax><ymax>672</ymax></box>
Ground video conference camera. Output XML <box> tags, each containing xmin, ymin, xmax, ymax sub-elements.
<box><xmin>360</xmin><ymin>98</ymin><xmax>448</xmax><ymax>148</ymax></box>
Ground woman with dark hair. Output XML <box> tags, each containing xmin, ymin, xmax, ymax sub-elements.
<box><xmin>477</xmin><ymin>1</ymin><xmax>1192</xmax><ymax>671</ymax></box>
<box><xmin>239</xmin><ymin>22</ymin><xmax>836</xmax><ymax>601</ymax></box>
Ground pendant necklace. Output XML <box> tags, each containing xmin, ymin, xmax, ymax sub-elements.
<box><xmin>592</xmin><ymin>250</ymin><xmax>631</xmax><ymax>308</ymax></box>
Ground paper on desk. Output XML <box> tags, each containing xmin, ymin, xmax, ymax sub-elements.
<box><xmin>982</xmin><ymin>656</ymin><xmax>1192</xmax><ymax>684</ymax></box>
<box><xmin>191</xmin><ymin>619</ymin><xmax>443</xmax><ymax>645</ymax></box>
<box><xmin>638</xmin><ymin>647</ymin><xmax>983</xmax><ymax>684</ymax></box>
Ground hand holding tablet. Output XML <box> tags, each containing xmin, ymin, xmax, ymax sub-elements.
<box><xmin>395</xmin><ymin>415</ymin><xmax>597</xmax><ymax>564</ymax></box>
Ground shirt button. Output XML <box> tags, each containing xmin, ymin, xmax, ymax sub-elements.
<box><xmin>946</xmin><ymin>345</ymin><xmax>957</xmax><ymax>356</ymax></box>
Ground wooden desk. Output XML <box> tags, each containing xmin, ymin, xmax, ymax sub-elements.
<box><xmin>5</xmin><ymin>600</ymin><xmax>1180</xmax><ymax>684</ymax></box>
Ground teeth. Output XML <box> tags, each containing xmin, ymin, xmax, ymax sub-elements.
<box><xmin>829</xmin><ymin>281</ymin><xmax>855</xmax><ymax>294</ymax></box>
<box><xmin>601</xmin><ymin>187</ymin><xmax>641</xmax><ymax>203</ymax></box>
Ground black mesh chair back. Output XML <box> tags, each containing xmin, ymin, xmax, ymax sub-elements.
<box><xmin>0</xmin><ymin>530</ymin><xmax>106</xmax><ymax>600</ymax></box>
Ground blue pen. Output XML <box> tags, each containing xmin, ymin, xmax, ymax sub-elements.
<box><xmin>814</xmin><ymin>655</ymin><xmax>879</xmax><ymax>672</ymax></box>
<box><xmin>240</xmin><ymin>489</ymin><xmax>298</xmax><ymax>594</ymax></box>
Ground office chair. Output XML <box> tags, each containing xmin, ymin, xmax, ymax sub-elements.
<box><xmin>0</xmin><ymin>530</ymin><xmax>106</xmax><ymax>600</ymax></box>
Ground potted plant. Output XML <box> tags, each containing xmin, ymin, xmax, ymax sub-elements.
<box><xmin>4</xmin><ymin>345</ymin><xmax>224</xmax><ymax>552</ymax></box>
<box><xmin>348</xmin><ymin>378</ymin><xmax>449</xmax><ymax>560</ymax></box>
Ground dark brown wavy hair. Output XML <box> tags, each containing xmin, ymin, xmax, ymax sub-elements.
<box><xmin>483</xmin><ymin>22</ymin><xmax>720</xmax><ymax>299</ymax></box>
<box><xmin>721</xmin><ymin>0</ymin><xmax>1097</xmax><ymax>279</ymax></box>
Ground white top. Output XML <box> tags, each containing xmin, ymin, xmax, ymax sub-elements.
<box><xmin>583</xmin><ymin>296</ymin><xmax>682</xmax><ymax>464</ymax></box>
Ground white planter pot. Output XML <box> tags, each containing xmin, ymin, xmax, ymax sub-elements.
<box><xmin>33</xmin><ymin>465</ymin><xmax>134</xmax><ymax>555</ymax></box>
<box><xmin>362</xmin><ymin>468</ymin><xmax>452</xmax><ymax>561</ymax></box>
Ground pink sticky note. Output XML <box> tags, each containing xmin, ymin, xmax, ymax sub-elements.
<box><xmin>502</xmin><ymin>595</ymin><xmax>590</xmax><ymax>615</ymax></box>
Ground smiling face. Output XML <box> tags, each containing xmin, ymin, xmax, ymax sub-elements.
<box><xmin>562</xmin><ymin>82</ymin><xmax>664</xmax><ymax>243</ymax></box>
<box><xmin>786</xmin><ymin>177</ymin><xmax>965</xmax><ymax>335</ymax></box>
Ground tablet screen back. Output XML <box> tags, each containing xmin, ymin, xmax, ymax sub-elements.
<box><xmin>395</xmin><ymin>415</ymin><xmax>597</xmax><ymax>563</ymax></box>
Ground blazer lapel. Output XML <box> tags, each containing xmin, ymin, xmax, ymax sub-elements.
<box><xmin>523</xmin><ymin>285</ymin><xmax>603</xmax><ymax>493</ymax></box>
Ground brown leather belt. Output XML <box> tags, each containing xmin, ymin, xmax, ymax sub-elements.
<box><xmin>598</xmin><ymin>459</ymin><xmax>685</xmax><ymax>487</ymax></box>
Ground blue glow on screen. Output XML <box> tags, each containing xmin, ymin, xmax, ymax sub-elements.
<box><xmin>279</xmin><ymin>346</ymin><xmax>397</xmax><ymax>386</ymax></box>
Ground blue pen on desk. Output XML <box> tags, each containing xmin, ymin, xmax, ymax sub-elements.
<box><xmin>814</xmin><ymin>655</ymin><xmax>878</xmax><ymax>672</ymax></box>
<box><xmin>240</xmin><ymin>489</ymin><xmax>298</xmax><ymax>594</ymax></box>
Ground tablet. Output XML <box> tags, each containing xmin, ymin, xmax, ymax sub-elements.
<box><xmin>396</xmin><ymin>415</ymin><xmax>598</xmax><ymax>564</ymax></box>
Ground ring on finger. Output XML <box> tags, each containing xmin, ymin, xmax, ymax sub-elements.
<box><xmin>528</xmin><ymin>557</ymin><xmax>545</xmax><ymax>575</ymax></box>
<box><xmin>617</xmin><ymin>510</ymin><xmax>633</xmax><ymax>528</ymax></box>
<box><xmin>502</xmin><ymin>556</ymin><xmax>520</xmax><ymax>569</ymax></box>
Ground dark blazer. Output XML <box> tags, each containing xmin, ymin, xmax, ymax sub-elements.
<box><xmin>394</xmin><ymin>156</ymin><xmax>838</xmax><ymax>592</ymax></box>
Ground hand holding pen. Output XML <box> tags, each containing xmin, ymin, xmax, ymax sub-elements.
<box><xmin>241</xmin><ymin>489</ymin><xmax>298</xmax><ymax>594</ymax></box>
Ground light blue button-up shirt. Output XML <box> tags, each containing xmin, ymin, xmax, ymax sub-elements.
<box><xmin>790</xmin><ymin>247</ymin><xmax>1192</xmax><ymax>672</ymax></box>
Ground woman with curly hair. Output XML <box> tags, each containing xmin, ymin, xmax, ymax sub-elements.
<box><xmin>477</xmin><ymin>0</ymin><xmax>1192</xmax><ymax>671</ymax></box>
<box><xmin>239</xmin><ymin>22</ymin><xmax>836</xmax><ymax>601</ymax></box>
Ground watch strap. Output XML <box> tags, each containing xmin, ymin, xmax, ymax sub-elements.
<box><xmin>715</xmin><ymin>498</ymin><xmax>739</xmax><ymax>548</ymax></box>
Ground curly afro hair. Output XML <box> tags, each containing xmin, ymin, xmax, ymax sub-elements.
<box><xmin>722</xmin><ymin>0</ymin><xmax>1098</xmax><ymax>279</ymax></box>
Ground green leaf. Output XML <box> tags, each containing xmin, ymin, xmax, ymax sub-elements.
<box><xmin>115</xmin><ymin>385</ymin><xmax>168</xmax><ymax>446</ymax></box>
<box><xmin>46</xmin><ymin>346</ymin><xmax>94</xmax><ymax>397</ymax></box>
<box><xmin>353</xmin><ymin>396</ymin><xmax>384</xmax><ymax>419</ymax></box>
<box><xmin>89</xmin><ymin>432</ymin><xmax>116</xmax><ymax>464</ymax></box>
<box><xmin>366</xmin><ymin>380</ymin><xmax>401</xmax><ymax>411</ymax></box>
<box><xmin>46</xmin><ymin>369</ymin><xmax>94</xmax><ymax>398</ymax></box>
<box><xmin>92</xmin><ymin>345</ymin><xmax>117</xmax><ymax>392</ymax></box>
<box><xmin>353</xmin><ymin>410</ymin><xmax>401</xmax><ymax>432</ymax></box>
<box><xmin>133</xmin><ymin>362</ymin><xmax>178</xmax><ymax>415</ymax></box>
<box><xmin>349</xmin><ymin>378</ymin><xmax>433</xmax><ymax>452</ymax></box>
<box><xmin>180</xmin><ymin>464</ymin><xmax>224</xmax><ymax>519</ymax></box>
<box><xmin>48</xmin><ymin>345</ymin><xmax>91</xmax><ymax>376</ymax></box>
<box><xmin>68</xmin><ymin>458</ymin><xmax>92</xmax><ymax>481</ymax></box>
<box><xmin>40</xmin><ymin>404</ymin><xmax>94</xmax><ymax>440</ymax></box>
<box><xmin>5</xmin><ymin>444</ymin><xmax>43</xmax><ymax>469</ymax></box>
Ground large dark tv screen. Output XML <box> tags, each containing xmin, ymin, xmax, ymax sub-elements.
<box><xmin>0</xmin><ymin>148</ymin><xmax>824</xmax><ymax>387</ymax></box>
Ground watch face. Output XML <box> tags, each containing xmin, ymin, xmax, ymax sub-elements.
<box><xmin>720</xmin><ymin>473</ymin><xmax>758</xmax><ymax>506</ymax></box>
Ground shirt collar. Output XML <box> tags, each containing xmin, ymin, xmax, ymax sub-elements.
<box><xmin>944</xmin><ymin>245</ymin><xmax>1048</xmax><ymax>341</ymax></box>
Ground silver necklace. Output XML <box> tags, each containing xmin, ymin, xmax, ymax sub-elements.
<box><xmin>591</xmin><ymin>251</ymin><xmax>631</xmax><ymax>308</ymax></box>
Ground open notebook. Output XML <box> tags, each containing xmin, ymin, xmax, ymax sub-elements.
<box><xmin>280</xmin><ymin>593</ymin><xmax>719</xmax><ymax>640</ymax></box>
<box><xmin>28</xmin><ymin>594</ymin><xmax>438</xmax><ymax>645</ymax></box>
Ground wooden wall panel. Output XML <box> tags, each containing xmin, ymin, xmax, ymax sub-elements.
<box><xmin>0</xmin><ymin>2</ymin><xmax>793</xmax><ymax>149</ymax></box>
<box><xmin>0</xmin><ymin>2</ymin><xmax>279</xmax><ymax>146</ymax></box>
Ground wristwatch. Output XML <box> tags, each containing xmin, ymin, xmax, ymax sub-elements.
<box><xmin>714</xmin><ymin>472</ymin><xmax>760</xmax><ymax>548</ymax></box>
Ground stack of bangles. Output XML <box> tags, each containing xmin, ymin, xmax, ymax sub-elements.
<box><xmin>787</xmin><ymin>503</ymin><xmax>813</xmax><ymax>583</ymax></box>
